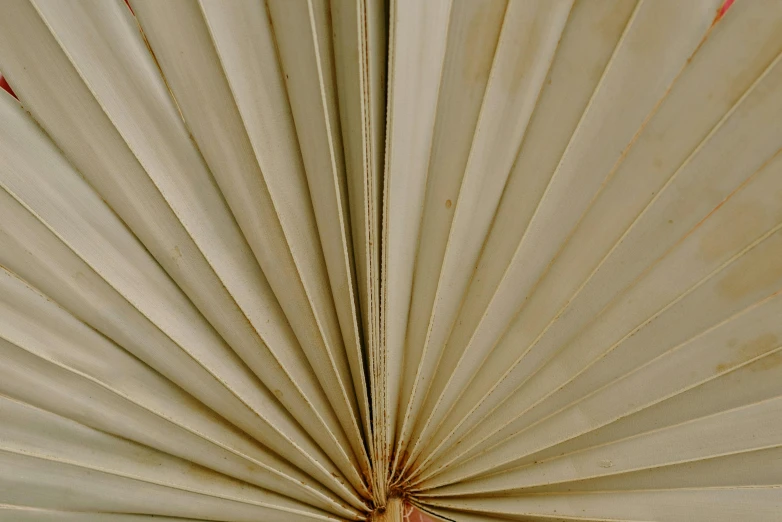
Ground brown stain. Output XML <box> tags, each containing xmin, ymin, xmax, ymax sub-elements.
<box><xmin>716</xmin><ymin>230</ymin><xmax>782</xmax><ymax>301</ymax></box>
<box><xmin>742</xmin><ymin>333</ymin><xmax>781</xmax><ymax>361</ymax></box>
<box><xmin>127</xmin><ymin>447</ymin><xmax>168</xmax><ymax>470</ymax></box>
<box><xmin>502</xmin><ymin>11</ymin><xmax>541</xmax><ymax>95</ymax></box>
<box><xmin>184</xmin><ymin>459</ymin><xmax>224</xmax><ymax>483</ymax></box>
<box><xmin>751</xmin><ymin>351</ymin><xmax>782</xmax><ymax>372</ymax></box>
<box><xmin>593</xmin><ymin>0</ymin><xmax>638</xmax><ymax>45</ymax></box>
<box><xmin>716</xmin><ymin>333</ymin><xmax>780</xmax><ymax>373</ymax></box>
<box><xmin>698</xmin><ymin>200</ymin><xmax>766</xmax><ymax>263</ymax></box>
<box><xmin>461</xmin><ymin>1</ymin><xmax>507</xmax><ymax>85</ymax></box>
<box><xmin>445</xmin><ymin>199</ymin><xmax>452</xmax><ymax>209</ymax></box>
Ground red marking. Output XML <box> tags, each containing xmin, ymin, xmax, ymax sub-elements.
<box><xmin>0</xmin><ymin>76</ymin><xmax>16</xmax><ymax>99</ymax></box>
<box><xmin>716</xmin><ymin>0</ymin><xmax>736</xmax><ymax>21</ymax></box>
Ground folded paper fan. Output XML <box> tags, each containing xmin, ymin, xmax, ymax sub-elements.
<box><xmin>1</xmin><ymin>0</ymin><xmax>781</xmax><ymax>520</ymax></box>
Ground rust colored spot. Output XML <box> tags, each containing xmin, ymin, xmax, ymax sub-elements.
<box><xmin>445</xmin><ymin>199</ymin><xmax>452</xmax><ymax>209</ymax></box>
<box><xmin>716</xmin><ymin>333</ymin><xmax>780</xmax><ymax>373</ymax></box>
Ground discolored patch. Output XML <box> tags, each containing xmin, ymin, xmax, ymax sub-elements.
<box><xmin>716</xmin><ymin>333</ymin><xmax>780</xmax><ymax>373</ymax></box>
<box><xmin>699</xmin><ymin>201</ymin><xmax>766</xmax><ymax>263</ymax></box>
<box><xmin>461</xmin><ymin>1</ymin><xmax>507</xmax><ymax>86</ymax></box>
<box><xmin>716</xmin><ymin>231</ymin><xmax>782</xmax><ymax>301</ymax></box>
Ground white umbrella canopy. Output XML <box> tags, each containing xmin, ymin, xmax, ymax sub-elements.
<box><xmin>0</xmin><ymin>0</ymin><xmax>781</xmax><ymax>520</ymax></box>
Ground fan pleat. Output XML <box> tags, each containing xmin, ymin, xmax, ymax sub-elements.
<box><xmin>1</xmin><ymin>0</ymin><xmax>781</xmax><ymax>520</ymax></box>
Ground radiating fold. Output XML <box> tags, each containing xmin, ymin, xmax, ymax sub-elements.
<box><xmin>394</xmin><ymin>0</ymin><xmax>574</xmax><ymax>480</ymax></box>
<box><xmin>379</xmin><ymin>0</ymin><xmax>452</xmax><ymax>502</ymax></box>
<box><xmin>0</xmin><ymin>264</ymin><xmax>359</xmax><ymax>519</ymax></box>
<box><xmin>265</xmin><ymin>0</ymin><xmax>372</xmax><ymax>477</ymax></box>
<box><xmin>0</xmin><ymin>87</ymin><xmax>363</xmax><ymax>508</ymax></box>
<box><xmin>0</xmin><ymin>0</ymin><xmax>780</xmax><ymax>520</ymax></box>
<box><xmin>129</xmin><ymin>0</ymin><xmax>369</xmax><ymax>494</ymax></box>
<box><xmin>0</xmin><ymin>396</ymin><xmax>341</xmax><ymax>522</ymax></box>
<box><xmin>330</xmin><ymin>0</ymin><xmax>387</xmax><ymax>498</ymax></box>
